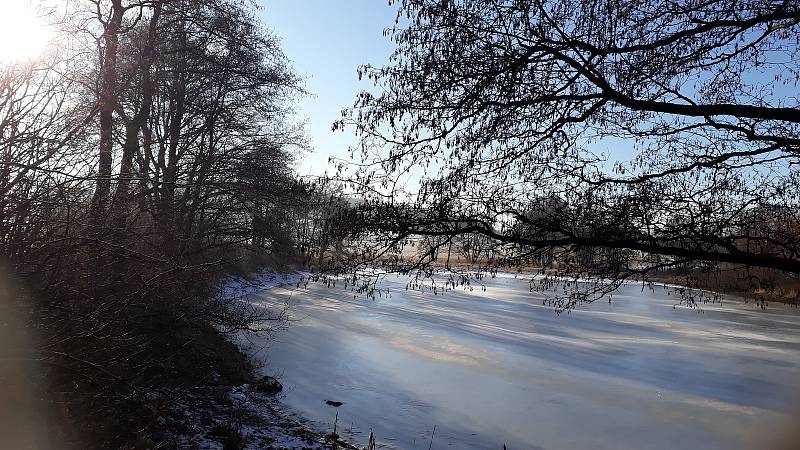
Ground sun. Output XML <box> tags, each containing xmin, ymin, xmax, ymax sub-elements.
<box><xmin>0</xmin><ymin>1</ymin><xmax>54</xmax><ymax>64</ymax></box>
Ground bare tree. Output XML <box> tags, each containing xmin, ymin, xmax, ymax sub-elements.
<box><xmin>89</xmin><ymin>0</ymin><xmax>125</xmax><ymax>223</ymax></box>
<box><xmin>1</xmin><ymin>1</ymin><xmax>309</xmax><ymax>446</ymax></box>
<box><xmin>337</xmin><ymin>0</ymin><xmax>800</xmax><ymax>308</ymax></box>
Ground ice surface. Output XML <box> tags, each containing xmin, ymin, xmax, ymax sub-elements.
<box><xmin>248</xmin><ymin>274</ymin><xmax>800</xmax><ymax>450</ymax></box>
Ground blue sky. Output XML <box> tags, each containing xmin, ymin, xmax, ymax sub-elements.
<box><xmin>257</xmin><ymin>1</ymin><xmax>399</xmax><ymax>175</ymax></box>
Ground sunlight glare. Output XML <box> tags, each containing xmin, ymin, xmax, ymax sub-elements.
<box><xmin>0</xmin><ymin>1</ymin><xmax>53</xmax><ymax>64</ymax></box>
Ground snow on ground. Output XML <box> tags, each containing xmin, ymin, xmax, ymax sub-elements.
<box><xmin>158</xmin><ymin>271</ymin><xmax>365</xmax><ymax>450</ymax></box>
<box><xmin>251</xmin><ymin>273</ymin><xmax>800</xmax><ymax>450</ymax></box>
<box><xmin>221</xmin><ymin>270</ymin><xmax>306</xmax><ymax>300</ymax></box>
<box><xmin>168</xmin><ymin>384</ymin><xmax>358</xmax><ymax>450</ymax></box>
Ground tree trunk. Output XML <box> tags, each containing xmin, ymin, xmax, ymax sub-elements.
<box><xmin>90</xmin><ymin>0</ymin><xmax>124</xmax><ymax>228</ymax></box>
<box><xmin>111</xmin><ymin>4</ymin><xmax>161</xmax><ymax>233</ymax></box>
<box><xmin>158</xmin><ymin>26</ymin><xmax>187</xmax><ymax>256</ymax></box>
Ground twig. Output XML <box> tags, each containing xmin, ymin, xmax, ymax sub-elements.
<box><xmin>428</xmin><ymin>424</ymin><xmax>436</xmax><ymax>450</ymax></box>
<box><xmin>332</xmin><ymin>411</ymin><xmax>338</xmax><ymax>450</ymax></box>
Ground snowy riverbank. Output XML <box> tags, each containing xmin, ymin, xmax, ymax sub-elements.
<box><xmin>165</xmin><ymin>384</ymin><xmax>358</xmax><ymax>450</ymax></box>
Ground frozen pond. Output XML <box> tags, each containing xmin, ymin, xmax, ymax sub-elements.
<box><xmin>247</xmin><ymin>274</ymin><xmax>800</xmax><ymax>449</ymax></box>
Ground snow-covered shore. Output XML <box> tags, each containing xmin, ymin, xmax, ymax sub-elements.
<box><xmin>155</xmin><ymin>270</ymin><xmax>361</xmax><ymax>450</ymax></box>
<box><xmin>165</xmin><ymin>384</ymin><xmax>358</xmax><ymax>450</ymax></box>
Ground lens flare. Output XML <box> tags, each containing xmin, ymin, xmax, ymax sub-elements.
<box><xmin>0</xmin><ymin>1</ymin><xmax>53</xmax><ymax>64</ymax></box>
